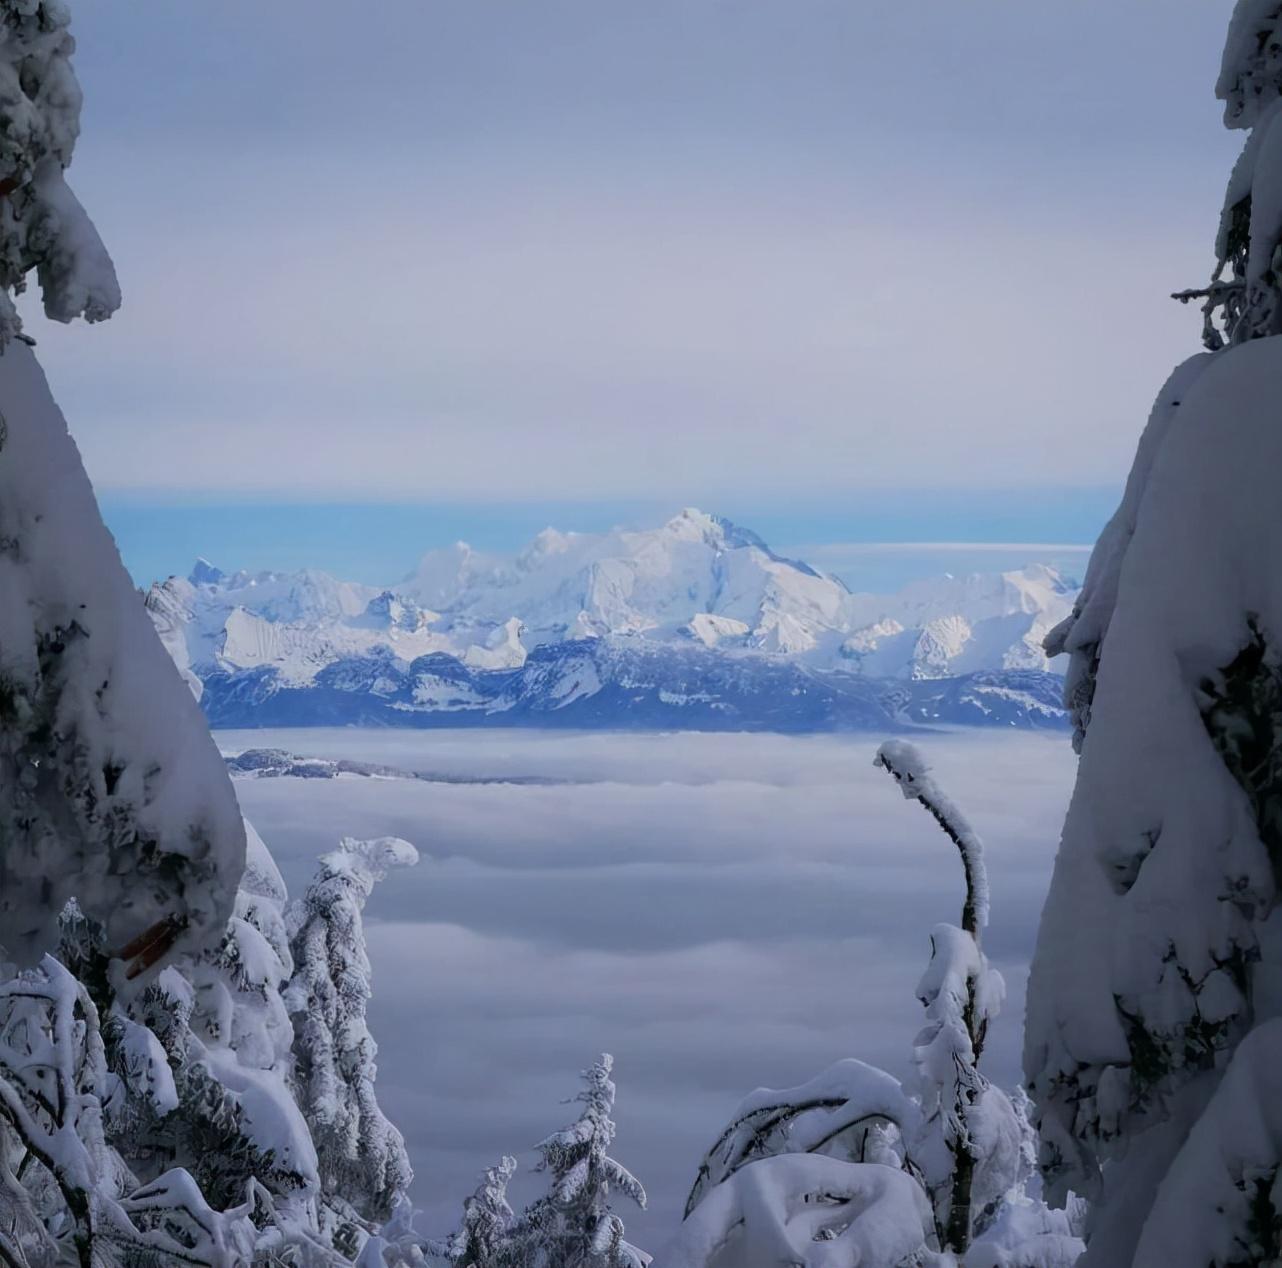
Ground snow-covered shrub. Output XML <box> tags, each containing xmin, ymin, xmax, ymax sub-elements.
<box><xmin>286</xmin><ymin>836</ymin><xmax>418</xmax><ymax>1242</ymax></box>
<box><xmin>683</xmin><ymin>1057</ymin><xmax>925</xmax><ymax>1217</ymax></box>
<box><xmin>672</xmin><ymin>741</ymin><xmax>1075</xmax><ymax>1267</ymax></box>
<box><xmin>667</xmin><ymin>1154</ymin><xmax>949</xmax><ymax>1268</ymax></box>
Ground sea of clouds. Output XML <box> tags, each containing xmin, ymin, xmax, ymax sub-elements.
<box><xmin>218</xmin><ymin>727</ymin><xmax>1077</xmax><ymax>1246</ymax></box>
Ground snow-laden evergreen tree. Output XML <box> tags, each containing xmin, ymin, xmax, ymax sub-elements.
<box><xmin>670</xmin><ymin>742</ymin><xmax>1076</xmax><ymax>1268</ymax></box>
<box><xmin>426</xmin><ymin>1156</ymin><xmax>518</xmax><ymax>1268</ymax></box>
<box><xmin>1026</xmin><ymin>5</ymin><xmax>1282</xmax><ymax>1262</ymax></box>
<box><xmin>0</xmin><ymin>0</ymin><xmax>242</xmax><ymax>972</ymax></box>
<box><xmin>0</xmin><ymin>950</ymin><xmax>274</xmax><ymax>1267</ymax></box>
<box><xmin>510</xmin><ymin>1054</ymin><xmax>648</xmax><ymax>1268</ymax></box>
<box><xmin>0</xmin><ymin>0</ymin><xmax>120</xmax><ymax>342</ymax></box>
<box><xmin>1175</xmin><ymin>0</ymin><xmax>1282</xmax><ymax>347</ymax></box>
<box><xmin>286</xmin><ymin>836</ymin><xmax>419</xmax><ymax>1245</ymax></box>
<box><xmin>423</xmin><ymin>1058</ymin><xmax>649</xmax><ymax>1268</ymax></box>
<box><xmin>56</xmin><ymin>822</ymin><xmax>349</xmax><ymax>1265</ymax></box>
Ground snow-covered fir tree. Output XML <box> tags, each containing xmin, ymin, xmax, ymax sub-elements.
<box><xmin>427</xmin><ymin>1156</ymin><xmax>518</xmax><ymax>1268</ymax></box>
<box><xmin>1026</xmin><ymin>4</ymin><xmax>1282</xmax><ymax>1263</ymax></box>
<box><xmin>0</xmin><ymin>0</ymin><xmax>120</xmax><ymax>342</ymax></box>
<box><xmin>286</xmin><ymin>835</ymin><xmax>419</xmax><ymax>1246</ymax></box>
<box><xmin>669</xmin><ymin>742</ymin><xmax>1078</xmax><ymax>1268</ymax></box>
<box><xmin>424</xmin><ymin>1057</ymin><xmax>649</xmax><ymax>1268</ymax></box>
<box><xmin>512</xmin><ymin>1054</ymin><xmax>648</xmax><ymax>1268</ymax></box>
<box><xmin>1175</xmin><ymin>0</ymin><xmax>1282</xmax><ymax>347</ymax></box>
<box><xmin>0</xmin><ymin>0</ymin><xmax>242</xmax><ymax>975</ymax></box>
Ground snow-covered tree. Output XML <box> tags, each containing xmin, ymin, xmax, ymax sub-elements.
<box><xmin>1175</xmin><ymin>0</ymin><xmax>1282</xmax><ymax>347</ymax></box>
<box><xmin>0</xmin><ymin>4</ymin><xmax>241</xmax><ymax>974</ymax></box>
<box><xmin>513</xmin><ymin>1054</ymin><xmax>648</xmax><ymax>1268</ymax></box>
<box><xmin>0</xmin><ymin>0</ymin><xmax>120</xmax><ymax>343</ymax></box>
<box><xmin>57</xmin><ymin>822</ymin><xmax>343</xmax><ymax>1266</ymax></box>
<box><xmin>427</xmin><ymin>1156</ymin><xmax>518</xmax><ymax>1268</ymax></box>
<box><xmin>672</xmin><ymin>741</ymin><xmax>1071</xmax><ymax>1268</ymax></box>
<box><xmin>875</xmin><ymin>739</ymin><xmax>1008</xmax><ymax>1253</ymax></box>
<box><xmin>1025</xmin><ymin>5</ymin><xmax>1282</xmax><ymax>1262</ymax></box>
<box><xmin>0</xmin><ymin>952</ymin><xmax>269</xmax><ymax>1267</ymax></box>
<box><xmin>286</xmin><ymin>836</ymin><xmax>418</xmax><ymax>1241</ymax></box>
<box><xmin>423</xmin><ymin>1056</ymin><xmax>649</xmax><ymax>1268</ymax></box>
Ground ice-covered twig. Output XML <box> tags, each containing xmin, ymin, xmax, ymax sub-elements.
<box><xmin>875</xmin><ymin>740</ymin><xmax>990</xmax><ymax>937</ymax></box>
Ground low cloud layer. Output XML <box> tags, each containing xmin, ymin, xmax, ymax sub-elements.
<box><xmin>226</xmin><ymin>728</ymin><xmax>1076</xmax><ymax>1245</ymax></box>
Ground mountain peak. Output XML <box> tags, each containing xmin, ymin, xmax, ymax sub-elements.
<box><xmin>189</xmin><ymin>557</ymin><xmax>225</xmax><ymax>586</ymax></box>
<box><xmin>663</xmin><ymin>507</ymin><xmax>720</xmax><ymax>539</ymax></box>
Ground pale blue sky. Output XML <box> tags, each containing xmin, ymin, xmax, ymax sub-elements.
<box><xmin>26</xmin><ymin>2</ymin><xmax>1240</xmax><ymax>580</ymax></box>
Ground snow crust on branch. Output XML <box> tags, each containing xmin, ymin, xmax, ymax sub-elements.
<box><xmin>875</xmin><ymin>741</ymin><xmax>989</xmax><ymax>932</ymax></box>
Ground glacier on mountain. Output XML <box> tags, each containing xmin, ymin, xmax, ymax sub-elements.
<box><xmin>145</xmin><ymin>509</ymin><xmax>1078</xmax><ymax>731</ymax></box>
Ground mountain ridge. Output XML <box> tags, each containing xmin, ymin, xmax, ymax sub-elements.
<box><xmin>146</xmin><ymin>509</ymin><xmax>1079</xmax><ymax>732</ymax></box>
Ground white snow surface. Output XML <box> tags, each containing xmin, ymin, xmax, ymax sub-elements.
<box><xmin>149</xmin><ymin>509</ymin><xmax>1078</xmax><ymax>691</ymax></box>
<box><xmin>1131</xmin><ymin>1019</ymin><xmax>1282</xmax><ymax>1267</ymax></box>
<box><xmin>0</xmin><ymin>340</ymin><xmax>244</xmax><ymax>963</ymax></box>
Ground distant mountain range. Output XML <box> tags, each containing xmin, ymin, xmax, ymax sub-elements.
<box><xmin>146</xmin><ymin>509</ymin><xmax>1079</xmax><ymax>732</ymax></box>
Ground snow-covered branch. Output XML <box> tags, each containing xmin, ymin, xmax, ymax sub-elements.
<box><xmin>875</xmin><ymin>741</ymin><xmax>989</xmax><ymax>937</ymax></box>
<box><xmin>0</xmin><ymin>0</ymin><xmax>120</xmax><ymax>343</ymax></box>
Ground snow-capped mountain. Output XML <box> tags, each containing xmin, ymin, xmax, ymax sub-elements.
<box><xmin>146</xmin><ymin>509</ymin><xmax>1080</xmax><ymax>731</ymax></box>
<box><xmin>403</xmin><ymin>508</ymin><xmax>850</xmax><ymax>655</ymax></box>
